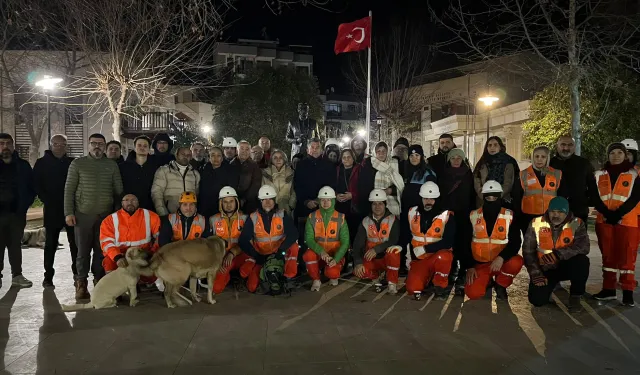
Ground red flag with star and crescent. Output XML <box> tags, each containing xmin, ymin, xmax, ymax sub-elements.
<box><xmin>334</xmin><ymin>16</ymin><xmax>371</xmax><ymax>54</ymax></box>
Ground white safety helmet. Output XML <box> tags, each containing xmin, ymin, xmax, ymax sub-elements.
<box><xmin>622</xmin><ymin>139</ymin><xmax>638</xmax><ymax>151</ymax></box>
<box><xmin>369</xmin><ymin>189</ymin><xmax>388</xmax><ymax>202</ymax></box>
<box><xmin>325</xmin><ymin>138</ymin><xmax>341</xmax><ymax>148</ymax></box>
<box><xmin>481</xmin><ymin>180</ymin><xmax>503</xmax><ymax>194</ymax></box>
<box><xmin>318</xmin><ymin>186</ymin><xmax>336</xmax><ymax>199</ymax></box>
<box><xmin>258</xmin><ymin>185</ymin><xmax>277</xmax><ymax>200</ymax></box>
<box><xmin>419</xmin><ymin>181</ymin><xmax>440</xmax><ymax>199</ymax></box>
<box><xmin>219</xmin><ymin>186</ymin><xmax>238</xmax><ymax>199</ymax></box>
<box><xmin>222</xmin><ymin>137</ymin><xmax>238</xmax><ymax>148</ymax></box>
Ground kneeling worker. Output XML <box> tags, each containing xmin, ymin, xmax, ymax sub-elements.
<box><xmin>465</xmin><ymin>181</ymin><xmax>523</xmax><ymax>301</ymax></box>
<box><xmin>158</xmin><ymin>191</ymin><xmax>209</xmax><ymax>246</ymax></box>
<box><xmin>406</xmin><ymin>182</ymin><xmax>456</xmax><ymax>300</ymax></box>
<box><xmin>210</xmin><ymin>186</ymin><xmax>252</xmax><ymax>294</ymax></box>
<box><xmin>524</xmin><ymin>196</ymin><xmax>590</xmax><ymax>312</ymax></box>
<box><xmin>238</xmin><ymin>185</ymin><xmax>300</xmax><ymax>293</ymax></box>
<box><xmin>303</xmin><ymin>186</ymin><xmax>350</xmax><ymax>291</ymax></box>
<box><xmin>352</xmin><ymin>189</ymin><xmax>401</xmax><ymax>295</ymax></box>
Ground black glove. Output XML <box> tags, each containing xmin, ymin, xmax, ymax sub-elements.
<box><xmin>605</xmin><ymin>211</ymin><xmax>623</xmax><ymax>225</ymax></box>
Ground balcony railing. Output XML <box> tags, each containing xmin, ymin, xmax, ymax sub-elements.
<box><xmin>121</xmin><ymin>112</ymin><xmax>173</xmax><ymax>133</ymax></box>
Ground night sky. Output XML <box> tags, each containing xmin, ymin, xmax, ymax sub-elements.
<box><xmin>226</xmin><ymin>0</ymin><xmax>451</xmax><ymax>93</ymax></box>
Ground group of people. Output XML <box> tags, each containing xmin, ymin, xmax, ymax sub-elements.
<box><xmin>0</xmin><ymin>129</ymin><xmax>637</xmax><ymax>311</ymax></box>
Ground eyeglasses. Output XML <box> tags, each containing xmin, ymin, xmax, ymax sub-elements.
<box><xmin>90</xmin><ymin>142</ymin><xmax>106</xmax><ymax>147</ymax></box>
<box><xmin>52</xmin><ymin>142</ymin><xmax>67</xmax><ymax>147</ymax></box>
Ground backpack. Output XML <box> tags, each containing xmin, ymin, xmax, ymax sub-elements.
<box><xmin>260</xmin><ymin>254</ymin><xmax>289</xmax><ymax>296</ymax></box>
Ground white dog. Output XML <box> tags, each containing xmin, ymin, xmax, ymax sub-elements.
<box><xmin>61</xmin><ymin>247</ymin><xmax>150</xmax><ymax>311</ymax></box>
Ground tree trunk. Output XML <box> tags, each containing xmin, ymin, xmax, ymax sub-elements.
<box><xmin>568</xmin><ymin>0</ymin><xmax>581</xmax><ymax>155</ymax></box>
<box><xmin>112</xmin><ymin>115</ymin><xmax>121</xmax><ymax>142</ymax></box>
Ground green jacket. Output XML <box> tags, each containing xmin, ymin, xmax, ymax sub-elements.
<box><xmin>64</xmin><ymin>154</ymin><xmax>123</xmax><ymax>216</ymax></box>
<box><xmin>304</xmin><ymin>199</ymin><xmax>350</xmax><ymax>262</ymax></box>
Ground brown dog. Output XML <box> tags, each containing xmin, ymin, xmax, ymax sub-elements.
<box><xmin>145</xmin><ymin>236</ymin><xmax>226</xmax><ymax>308</ymax></box>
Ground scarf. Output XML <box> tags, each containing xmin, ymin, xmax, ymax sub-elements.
<box><xmin>486</xmin><ymin>152</ymin><xmax>510</xmax><ymax>184</ymax></box>
<box><xmin>371</xmin><ymin>156</ymin><xmax>405</xmax><ymax>215</ymax></box>
<box><xmin>443</xmin><ymin>163</ymin><xmax>469</xmax><ymax>195</ymax></box>
<box><xmin>604</xmin><ymin>160</ymin><xmax>634</xmax><ymax>185</ymax></box>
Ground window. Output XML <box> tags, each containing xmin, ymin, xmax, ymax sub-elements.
<box><xmin>174</xmin><ymin>96</ymin><xmax>179</xmax><ymax>104</ymax></box>
<box><xmin>325</xmin><ymin>103</ymin><xmax>342</xmax><ymax>117</ymax></box>
<box><xmin>296</xmin><ymin>65</ymin><xmax>309</xmax><ymax>75</ymax></box>
<box><xmin>347</xmin><ymin>104</ymin><xmax>356</xmax><ymax>112</ymax></box>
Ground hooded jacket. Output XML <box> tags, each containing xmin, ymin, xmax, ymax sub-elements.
<box><xmin>304</xmin><ymin>198</ymin><xmax>350</xmax><ymax>262</ymax></box>
<box><xmin>119</xmin><ymin>150</ymin><xmax>160</xmax><ymax>211</ymax></box>
<box><xmin>0</xmin><ymin>151</ymin><xmax>35</xmax><ymax>217</ymax></box>
<box><xmin>352</xmin><ymin>208</ymin><xmax>399</xmax><ymax>266</ymax></box>
<box><xmin>33</xmin><ymin>150</ymin><xmax>74</xmax><ymax>226</ymax></box>
<box><xmin>151</xmin><ymin>160</ymin><xmax>200</xmax><ymax>216</ymax></box>
<box><xmin>150</xmin><ymin>133</ymin><xmax>175</xmax><ymax>166</ymax></box>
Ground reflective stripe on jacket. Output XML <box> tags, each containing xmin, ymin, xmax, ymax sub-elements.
<box><xmin>308</xmin><ymin>210</ymin><xmax>344</xmax><ymax>254</ymax></box>
<box><xmin>595</xmin><ymin>169</ymin><xmax>638</xmax><ymax>227</ymax></box>
<box><xmin>531</xmin><ymin>216</ymin><xmax>581</xmax><ymax>258</ymax></box>
<box><xmin>520</xmin><ymin>165</ymin><xmax>561</xmax><ymax>215</ymax></box>
<box><xmin>210</xmin><ymin>212</ymin><xmax>246</xmax><ymax>251</ymax></box>
<box><xmin>100</xmin><ymin>208</ymin><xmax>161</xmax><ymax>261</ymax></box>
<box><xmin>168</xmin><ymin>213</ymin><xmax>206</xmax><ymax>241</ymax></box>
<box><xmin>362</xmin><ymin>215</ymin><xmax>396</xmax><ymax>251</ymax></box>
<box><xmin>250</xmin><ymin>209</ymin><xmax>286</xmax><ymax>255</ymax></box>
<box><xmin>470</xmin><ymin>207</ymin><xmax>513</xmax><ymax>263</ymax></box>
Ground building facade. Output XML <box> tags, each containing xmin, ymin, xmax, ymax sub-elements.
<box><xmin>214</xmin><ymin>39</ymin><xmax>313</xmax><ymax>76</ymax></box>
<box><xmin>320</xmin><ymin>93</ymin><xmax>365</xmax><ymax>138</ymax></box>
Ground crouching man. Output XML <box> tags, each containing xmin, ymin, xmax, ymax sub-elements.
<box><xmin>210</xmin><ymin>186</ymin><xmax>252</xmax><ymax>294</ymax></box>
<box><xmin>158</xmin><ymin>191</ymin><xmax>209</xmax><ymax>246</ymax></box>
<box><xmin>406</xmin><ymin>182</ymin><xmax>456</xmax><ymax>300</ymax></box>
<box><xmin>303</xmin><ymin>186</ymin><xmax>350</xmax><ymax>291</ymax></box>
<box><xmin>352</xmin><ymin>189</ymin><xmax>401</xmax><ymax>295</ymax></box>
<box><xmin>99</xmin><ymin>194</ymin><xmax>161</xmax><ymax>285</ymax></box>
<box><xmin>524</xmin><ymin>196</ymin><xmax>590</xmax><ymax>313</ymax></box>
<box><xmin>465</xmin><ymin>181</ymin><xmax>523</xmax><ymax>301</ymax></box>
<box><xmin>238</xmin><ymin>185</ymin><xmax>299</xmax><ymax>293</ymax></box>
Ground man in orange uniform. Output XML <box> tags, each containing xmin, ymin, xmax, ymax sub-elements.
<box><xmin>303</xmin><ymin>186</ymin><xmax>350</xmax><ymax>291</ymax></box>
<box><xmin>621</xmin><ymin>139</ymin><xmax>640</xmax><ymax>251</ymax></box>
<box><xmin>238</xmin><ymin>185</ymin><xmax>299</xmax><ymax>293</ymax></box>
<box><xmin>406</xmin><ymin>182</ymin><xmax>456</xmax><ymax>301</ymax></box>
<box><xmin>99</xmin><ymin>194</ymin><xmax>161</xmax><ymax>280</ymax></box>
<box><xmin>352</xmin><ymin>189</ymin><xmax>401</xmax><ymax>295</ymax></box>
<box><xmin>210</xmin><ymin>186</ymin><xmax>253</xmax><ymax>294</ymax></box>
<box><xmin>158</xmin><ymin>191</ymin><xmax>209</xmax><ymax>246</ymax></box>
<box><xmin>465</xmin><ymin>181</ymin><xmax>522</xmax><ymax>301</ymax></box>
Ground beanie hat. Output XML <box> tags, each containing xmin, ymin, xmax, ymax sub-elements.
<box><xmin>408</xmin><ymin>144</ymin><xmax>424</xmax><ymax>157</ymax></box>
<box><xmin>393</xmin><ymin>137</ymin><xmax>409</xmax><ymax>149</ymax></box>
<box><xmin>548</xmin><ymin>196</ymin><xmax>569</xmax><ymax>214</ymax></box>
<box><xmin>447</xmin><ymin>148</ymin><xmax>466</xmax><ymax>162</ymax></box>
<box><xmin>607</xmin><ymin>142</ymin><xmax>626</xmax><ymax>155</ymax></box>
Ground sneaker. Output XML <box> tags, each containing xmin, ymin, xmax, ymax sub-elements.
<box><xmin>495</xmin><ymin>285</ymin><xmax>508</xmax><ymax>301</ymax></box>
<box><xmin>593</xmin><ymin>289</ymin><xmax>617</xmax><ymax>301</ymax></box>
<box><xmin>75</xmin><ymin>279</ymin><xmax>91</xmax><ymax>301</ymax></box>
<box><xmin>622</xmin><ymin>290</ymin><xmax>635</xmax><ymax>307</ymax></box>
<box><xmin>310</xmin><ymin>279</ymin><xmax>321</xmax><ymax>292</ymax></box>
<box><xmin>12</xmin><ymin>275</ymin><xmax>33</xmax><ymax>288</ymax></box>
<box><xmin>329</xmin><ymin>279</ymin><xmax>338</xmax><ymax>286</ymax></box>
<box><xmin>414</xmin><ymin>291</ymin><xmax>422</xmax><ymax>301</ymax></box>
<box><xmin>434</xmin><ymin>286</ymin><xmax>448</xmax><ymax>301</ymax></box>
<box><xmin>568</xmin><ymin>295</ymin><xmax>583</xmax><ymax>313</ymax></box>
<box><xmin>387</xmin><ymin>283</ymin><xmax>398</xmax><ymax>295</ymax></box>
<box><xmin>42</xmin><ymin>279</ymin><xmax>55</xmax><ymax>288</ymax></box>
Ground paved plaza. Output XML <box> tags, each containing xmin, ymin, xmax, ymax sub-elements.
<box><xmin>0</xmin><ymin>228</ymin><xmax>639</xmax><ymax>374</ymax></box>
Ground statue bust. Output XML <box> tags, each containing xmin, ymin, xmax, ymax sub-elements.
<box><xmin>285</xmin><ymin>102</ymin><xmax>319</xmax><ymax>159</ymax></box>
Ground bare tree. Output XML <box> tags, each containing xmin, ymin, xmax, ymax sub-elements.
<box><xmin>345</xmin><ymin>21</ymin><xmax>434</xmax><ymax>143</ymax></box>
<box><xmin>431</xmin><ymin>0</ymin><xmax>640</xmax><ymax>155</ymax></box>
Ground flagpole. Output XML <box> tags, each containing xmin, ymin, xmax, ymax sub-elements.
<box><xmin>365</xmin><ymin>10</ymin><xmax>372</xmax><ymax>151</ymax></box>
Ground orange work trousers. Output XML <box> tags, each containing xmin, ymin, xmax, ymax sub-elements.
<box><xmin>303</xmin><ymin>249</ymin><xmax>345</xmax><ymax>280</ymax></box>
<box><xmin>596</xmin><ymin>223</ymin><xmax>638</xmax><ymax>291</ymax></box>
<box><xmin>465</xmin><ymin>255</ymin><xmax>524</xmax><ymax>300</ymax></box>
<box><xmin>103</xmin><ymin>251</ymin><xmax>156</xmax><ymax>284</ymax></box>
<box><xmin>239</xmin><ymin>243</ymin><xmax>300</xmax><ymax>293</ymax></box>
<box><xmin>212</xmin><ymin>253</ymin><xmax>252</xmax><ymax>294</ymax></box>
<box><xmin>406</xmin><ymin>249</ymin><xmax>453</xmax><ymax>293</ymax></box>
<box><xmin>357</xmin><ymin>252</ymin><xmax>401</xmax><ymax>284</ymax></box>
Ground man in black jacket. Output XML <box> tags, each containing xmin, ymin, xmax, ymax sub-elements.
<box><xmin>198</xmin><ymin>146</ymin><xmax>240</xmax><ymax>217</ymax></box>
<box><xmin>119</xmin><ymin>136</ymin><xmax>158</xmax><ymax>211</ymax></box>
<box><xmin>34</xmin><ymin>135</ymin><xmax>78</xmax><ymax>287</ymax></box>
<box><xmin>427</xmin><ymin>133</ymin><xmax>455</xmax><ymax>178</ymax></box>
<box><xmin>0</xmin><ymin>133</ymin><xmax>36</xmax><ymax>288</ymax></box>
<box><xmin>549</xmin><ymin>135</ymin><xmax>598</xmax><ymax>224</ymax></box>
<box><xmin>106</xmin><ymin>140</ymin><xmax>124</xmax><ymax>165</ymax></box>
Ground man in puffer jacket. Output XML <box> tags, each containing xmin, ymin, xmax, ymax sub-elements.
<box><xmin>151</xmin><ymin>146</ymin><xmax>200</xmax><ymax>217</ymax></box>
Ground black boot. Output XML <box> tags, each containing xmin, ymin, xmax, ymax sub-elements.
<box><xmin>434</xmin><ymin>286</ymin><xmax>448</xmax><ymax>300</ymax></box>
<box><xmin>593</xmin><ymin>289</ymin><xmax>617</xmax><ymax>301</ymax></box>
<box><xmin>622</xmin><ymin>290</ymin><xmax>635</xmax><ymax>307</ymax></box>
<box><xmin>495</xmin><ymin>285</ymin><xmax>508</xmax><ymax>301</ymax></box>
<box><xmin>568</xmin><ymin>295</ymin><xmax>583</xmax><ymax>313</ymax></box>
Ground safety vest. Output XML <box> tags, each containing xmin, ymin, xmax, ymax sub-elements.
<box><xmin>408</xmin><ymin>207</ymin><xmax>451</xmax><ymax>247</ymax></box>
<box><xmin>308</xmin><ymin>210</ymin><xmax>344</xmax><ymax>254</ymax></box>
<box><xmin>469</xmin><ymin>207</ymin><xmax>513</xmax><ymax>263</ymax></box>
<box><xmin>100</xmin><ymin>208</ymin><xmax>161</xmax><ymax>261</ymax></box>
<box><xmin>520</xmin><ymin>165</ymin><xmax>562</xmax><ymax>215</ymax></box>
<box><xmin>210</xmin><ymin>212</ymin><xmax>246</xmax><ymax>251</ymax></box>
<box><xmin>531</xmin><ymin>216</ymin><xmax>581</xmax><ymax>259</ymax></box>
<box><xmin>362</xmin><ymin>215</ymin><xmax>396</xmax><ymax>251</ymax></box>
<box><xmin>250</xmin><ymin>209</ymin><xmax>286</xmax><ymax>255</ymax></box>
<box><xmin>595</xmin><ymin>168</ymin><xmax>638</xmax><ymax>227</ymax></box>
<box><xmin>168</xmin><ymin>213</ymin><xmax>206</xmax><ymax>241</ymax></box>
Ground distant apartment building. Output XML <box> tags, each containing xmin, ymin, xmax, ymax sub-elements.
<box><xmin>320</xmin><ymin>93</ymin><xmax>365</xmax><ymax>138</ymax></box>
<box><xmin>214</xmin><ymin>39</ymin><xmax>313</xmax><ymax>76</ymax></box>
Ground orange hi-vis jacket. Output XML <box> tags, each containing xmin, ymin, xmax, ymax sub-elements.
<box><xmin>520</xmin><ymin>165</ymin><xmax>562</xmax><ymax>215</ymax></box>
<box><xmin>408</xmin><ymin>207</ymin><xmax>452</xmax><ymax>259</ymax></box>
<box><xmin>250</xmin><ymin>209</ymin><xmax>286</xmax><ymax>255</ymax></box>
<box><xmin>210</xmin><ymin>212</ymin><xmax>247</xmax><ymax>251</ymax></box>
<box><xmin>168</xmin><ymin>213</ymin><xmax>206</xmax><ymax>241</ymax></box>
<box><xmin>470</xmin><ymin>207</ymin><xmax>513</xmax><ymax>263</ymax></box>
<box><xmin>531</xmin><ymin>216</ymin><xmax>582</xmax><ymax>259</ymax></box>
<box><xmin>100</xmin><ymin>208</ymin><xmax>161</xmax><ymax>262</ymax></box>
<box><xmin>309</xmin><ymin>210</ymin><xmax>345</xmax><ymax>254</ymax></box>
<box><xmin>362</xmin><ymin>215</ymin><xmax>396</xmax><ymax>251</ymax></box>
<box><xmin>595</xmin><ymin>168</ymin><xmax>639</xmax><ymax>227</ymax></box>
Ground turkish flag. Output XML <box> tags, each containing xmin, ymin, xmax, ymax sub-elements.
<box><xmin>334</xmin><ymin>16</ymin><xmax>371</xmax><ymax>54</ymax></box>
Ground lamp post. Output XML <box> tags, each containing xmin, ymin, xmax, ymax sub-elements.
<box><xmin>202</xmin><ymin>125</ymin><xmax>213</xmax><ymax>144</ymax></box>
<box><xmin>478</xmin><ymin>95</ymin><xmax>499</xmax><ymax>138</ymax></box>
<box><xmin>35</xmin><ymin>75</ymin><xmax>63</xmax><ymax>145</ymax></box>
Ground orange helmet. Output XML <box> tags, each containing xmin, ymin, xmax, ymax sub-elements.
<box><xmin>179</xmin><ymin>191</ymin><xmax>197</xmax><ymax>204</ymax></box>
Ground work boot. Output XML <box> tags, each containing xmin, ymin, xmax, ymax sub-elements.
<box><xmin>568</xmin><ymin>295</ymin><xmax>583</xmax><ymax>313</ymax></box>
<box><xmin>310</xmin><ymin>279</ymin><xmax>321</xmax><ymax>292</ymax></box>
<box><xmin>495</xmin><ymin>285</ymin><xmax>508</xmax><ymax>301</ymax></box>
<box><xmin>433</xmin><ymin>286</ymin><xmax>448</xmax><ymax>300</ymax></box>
<box><xmin>75</xmin><ymin>279</ymin><xmax>91</xmax><ymax>301</ymax></box>
<box><xmin>593</xmin><ymin>289</ymin><xmax>617</xmax><ymax>301</ymax></box>
<box><xmin>12</xmin><ymin>275</ymin><xmax>33</xmax><ymax>288</ymax></box>
<box><xmin>622</xmin><ymin>290</ymin><xmax>635</xmax><ymax>307</ymax></box>
<box><xmin>454</xmin><ymin>274</ymin><xmax>466</xmax><ymax>297</ymax></box>
<box><xmin>387</xmin><ymin>282</ymin><xmax>398</xmax><ymax>295</ymax></box>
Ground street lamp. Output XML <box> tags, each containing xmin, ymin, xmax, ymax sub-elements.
<box><xmin>357</xmin><ymin>128</ymin><xmax>366</xmax><ymax>137</ymax></box>
<box><xmin>201</xmin><ymin>125</ymin><xmax>213</xmax><ymax>144</ymax></box>
<box><xmin>35</xmin><ymin>75</ymin><xmax>63</xmax><ymax>145</ymax></box>
<box><xmin>478</xmin><ymin>94</ymin><xmax>499</xmax><ymax>138</ymax></box>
